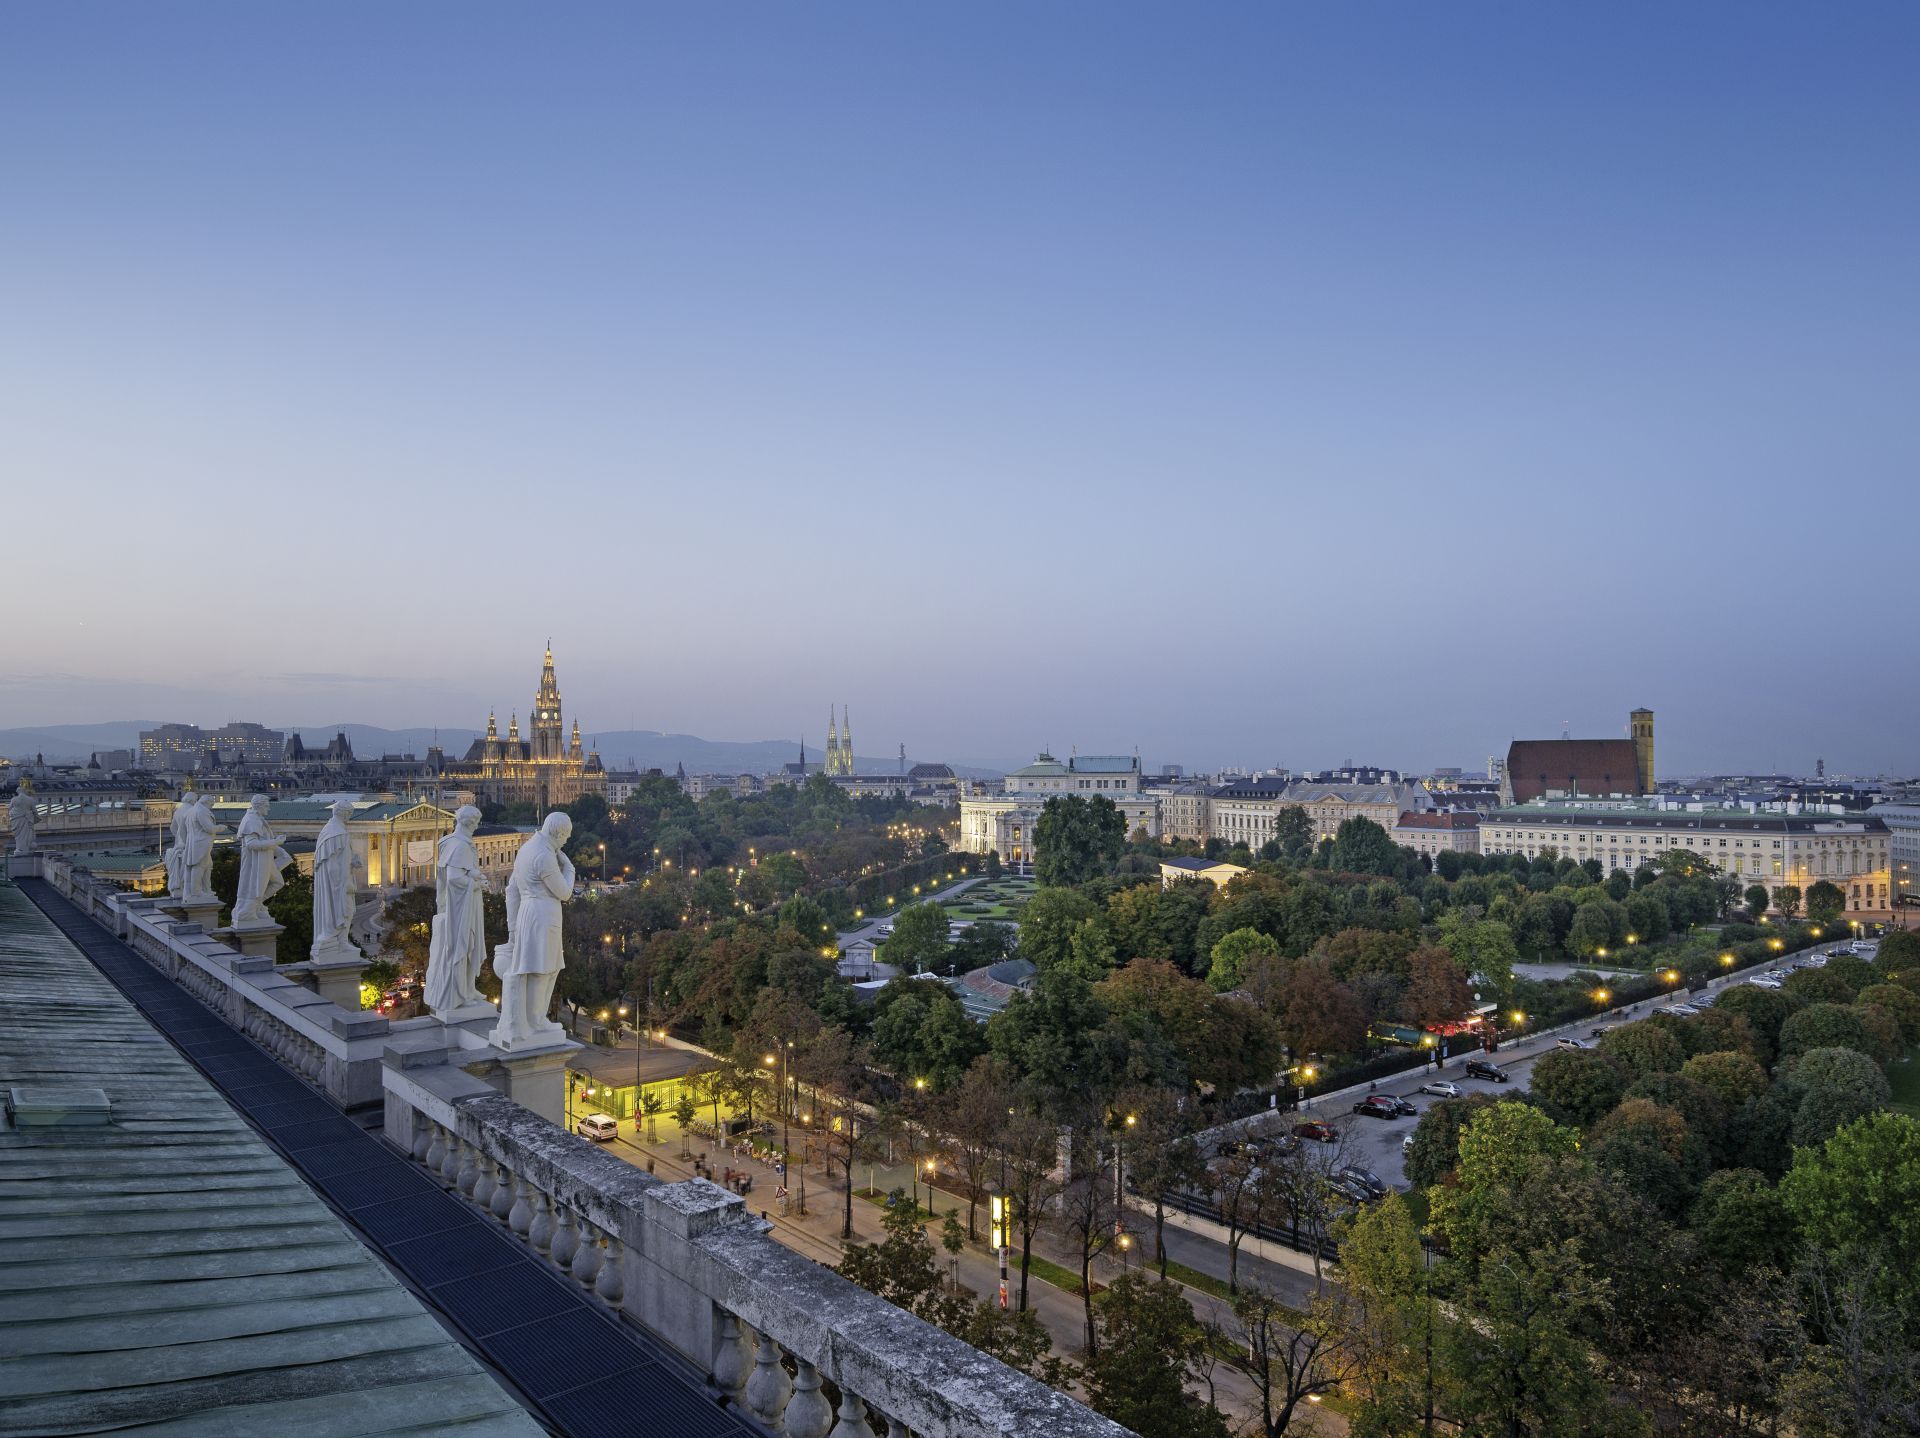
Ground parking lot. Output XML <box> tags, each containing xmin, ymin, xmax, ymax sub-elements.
<box><xmin>1290</xmin><ymin>938</ymin><xmax>1873</xmax><ymax>1192</ymax></box>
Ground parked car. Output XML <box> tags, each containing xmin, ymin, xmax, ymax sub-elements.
<box><xmin>1691</xmin><ymin>991</ymin><xmax>1718</xmax><ymax>1007</ymax></box>
<box><xmin>1418</xmin><ymin>1080</ymin><xmax>1459</xmax><ymax>1099</ymax></box>
<box><xmin>1464</xmin><ymin>1058</ymin><xmax>1507</xmax><ymax>1083</ymax></box>
<box><xmin>1292</xmin><ymin>1121</ymin><xmax>1338</xmax><ymax>1144</ymax></box>
<box><xmin>1665</xmin><ymin>1003</ymin><xmax>1701</xmax><ymax>1017</ymax></box>
<box><xmin>1402</xmin><ymin>1131</ymin><xmax>1418</xmax><ymax>1153</ymax></box>
<box><xmin>1352</xmin><ymin>1095</ymin><xmax>1400</xmax><ymax>1119</ymax></box>
<box><xmin>1750</xmin><ymin>976</ymin><xmax>1784</xmax><ymax>990</ymax></box>
<box><xmin>1589</xmin><ymin>1025</ymin><xmax>1614</xmax><ymax>1040</ymax></box>
<box><xmin>1328</xmin><ymin>1174</ymin><xmax>1376</xmax><ymax>1204</ymax></box>
<box><xmin>1336</xmin><ymin>1166</ymin><xmax>1389</xmax><ymax>1200</ymax></box>
<box><xmin>1557</xmin><ymin>1037</ymin><xmax>1590</xmax><ymax>1051</ymax></box>
<box><xmin>1389</xmin><ymin>1096</ymin><xmax>1419</xmax><ymax>1116</ymax></box>
<box><xmin>577</xmin><ymin>1113</ymin><xmax>619</xmax><ymax>1142</ymax></box>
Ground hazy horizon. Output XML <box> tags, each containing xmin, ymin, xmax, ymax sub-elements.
<box><xmin>4</xmin><ymin>5</ymin><xmax>1914</xmax><ymax>777</ymax></box>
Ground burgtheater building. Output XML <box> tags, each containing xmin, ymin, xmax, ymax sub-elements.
<box><xmin>436</xmin><ymin>645</ymin><xmax>605</xmax><ymax>810</ymax></box>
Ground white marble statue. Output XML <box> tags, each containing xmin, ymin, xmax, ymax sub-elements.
<box><xmin>311</xmin><ymin>799</ymin><xmax>365</xmax><ymax>959</ymax></box>
<box><xmin>164</xmin><ymin>791</ymin><xmax>196</xmax><ymax>899</ymax></box>
<box><xmin>179</xmin><ymin>794</ymin><xmax>219</xmax><ymax>903</ymax></box>
<box><xmin>6</xmin><ymin>782</ymin><xmax>36</xmax><ymax>857</ymax></box>
<box><xmin>232</xmin><ymin>795</ymin><xmax>292</xmax><ymax>928</ymax></box>
<box><xmin>491</xmin><ymin>811</ymin><xmax>574</xmax><ymax>1050</ymax></box>
<box><xmin>425</xmin><ymin>805</ymin><xmax>490</xmax><ymax>1017</ymax></box>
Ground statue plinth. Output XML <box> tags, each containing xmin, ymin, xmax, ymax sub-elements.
<box><xmin>434</xmin><ymin>999</ymin><xmax>501</xmax><ymax>1027</ymax></box>
<box><xmin>300</xmin><ymin>938</ymin><xmax>371</xmax><ymax>1011</ymax></box>
<box><xmin>161</xmin><ymin>896</ymin><xmax>224</xmax><ymax>932</ymax></box>
<box><xmin>219</xmin><ymin>921</ymin><xmax>284</xmax><ymax>961</ymax></box>
<box><xmin>457</xmin><ymin>1033</ymin><xmax>580</xmax><ymax>1126</ymax></box>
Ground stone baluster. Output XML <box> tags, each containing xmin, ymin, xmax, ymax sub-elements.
<box><xmin>456</xmin><ymin>1140</ymin><xmax>482</xmax><ymax>1197</ymax></box>
<box><xmin>571</xmin><ymin>1224</ymin><xmax>604</xmax><ymax>1289</ymax></box>
<box><xmin>550</xmin><ymin>1206</ymin><xmax>581</xmax><ymax>1271</ymax></box>
<box><xmin>710</xmin><ymin>1309</ymin><xmax>751</xmax><ymax>1403</ymax></box>
<box><xmin>424</xmin><ymin>1124</ymin><xmax>447</xmax><ymax>1175</ymax></box>
<box><xmin>883</xmin><ymin>1418</ymin><xmax>911</xmax><ymax>1438</ymax></box>
<box><xmin>785</xmin><ymin>1360</ymin><xmax>832</xmax><ymax>1438</ymax></box>
<box><xmin>829</xmin><ymin>1392</ymin><xmax>879</xmax><ymax>1438</ymax></box>
<box><xmin>594</xmin><ymin>1235</ymin><xmax>624</xmax><ymax>1306</ymax></box>
<box><xmin>527</xmin><ymin>1188</ymin><xmax>555</xmax><ymax>1257</ymax></box>
<box><xmin>472</xmin><ymin>1157</ymin><xmax>497</xmax><ymax>1212</ymax></box>
<box><xmin>508</xmin><ymin>1176</ymin><xmax>535</xmax><ymax>1240</ymax></box>
<box><xmin>439</xmin><ymin>1133</ymin><xmax>465</xmax><ymax>1184</ymax></box>
<box><xmin>745</xmin><ymin>1329</ymin><xmax>793</xmax><ymax>1428</ymax></box>
<box><xmin>488</xmin><ymin>1164</ymin><xmax>515</xmax><ymax>1223</ymax></box>
<box><xmin>411</xmin><ymin>1119</ymin><xmax>433</xmax><ymax>1166</ymax></box>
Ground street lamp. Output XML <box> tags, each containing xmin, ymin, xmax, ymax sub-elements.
<box><xmin>1594</xmin><ymin>987</ymin><xmax>1611</xmax><ymax>1006</ymax></box>
<box><xmin>922</xmin><ymin>1157</ymin><xmax>936</xmax><ymax>1217</ymax></box>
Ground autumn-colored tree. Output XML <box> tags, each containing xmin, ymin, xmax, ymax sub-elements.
<box><xmin>1400</xmin><ymin>944</ymin><xmax>1473</xmax><ymax>1029</ymax></box>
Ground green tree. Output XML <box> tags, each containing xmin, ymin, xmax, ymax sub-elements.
<box><xmin>1033</xmin><ymin>793</ymin><xmax>1126</xmax><ymax>886</ymax></box>
<box><xmin>1084</xmin><ymin>1272</ymin><xmax>1229</xmax><ymax>1438</ymax></box>
<box><xmin>1529</xmin><ymin>1047</ymin><xmax>1628</xmax><ymax>1128</ymax></box>
<box><xmin>1784</xmin><ymin>966</ymin><xmax>1859</xmax><ymax>1007</ymax></box>
<box><xmin>1804</xmin><ymin>880</ymin><xmax>1846</xmax><ymax>925</ymax></box>
<box><xmin>1430</xmin><ymin>1102</ymin><xmax>1579</xmax><ymax>1256</ymax></box>
<box><xmin>1435</xmin><ymin>912</ymin><xmax>1518</xmax><ymax>990</ymax></box>
<box><xmin>1016</xmin><ymin>886</ymin><xmax>1100</xmax><ymax>971</ymax></box>
<box><xmin>1774</xmin><ymin>885</ymin><xmax>1802</xmax><ymax>921</ymax></box>
<box><xmin>1268</xmin><ymin>806</ymin><xmax>1315</xmax><ymax>864</ymax></box>
<box><xmin>1567</xmin><ymin>897</ymin><xmax>1626</xmax><ymax>956</ymax></box>
<box><xmin>1857</xmin><ymin>983</ymin><xmax>1920</xmax><ymax>1045</ymax></box>
<box><xmin>1439</xmin><ymin>1242</ymin><xmax>1644</xmax><ymax>1438</ymax></box>
<box><xmin>1328</xmin><ymin>816</ymin><xmax>1404</xmax><ymax>877</ymax></box>
<box><xmin>1780</xmin><ymin>1111</ymin><xmax>1920</xmax><ymax>1317</ymax></box>
<box><xmin>1713</xmin><ymin>984</ymin><xmax>1796</xmax><ymax>1058</ymax></box>
<box><xmin>1597</xmin><ymin>1021</ymin><xmax>1686</xmax><ymax>1080</ymax></box>
<box><xmin>1689</xmin><ymin>1168</ymin><xmax>1797</xmax><ymax>1274</ymax></box>
<box><xmin>1205</xmin><ymin>925</ymin><xmax>1280</xmax><ymax>993</ymax></box>
<box><xmin>1745</xmin><ymin>883</ymin><xmax>1772</xmax><ymax>921</ymax></box>
<box><xmin>1403</xmin><ymin>1092</ymin><xmax>1503</xmax><ymax>1188</ymax></box>
<box><xmin>882</xmin><ymin>899</ymin><xmax>949</xmax><ymax>973</ymax></box>
<box><xmin>1778</xmin><ymin>1002</ymin><xmax>1883</xmax><ymax>1064</ymax></box>
<box><xmin>1680</xmin><ymin>1049</ymin><xmax>1770</xmax><ymax>1112</ymax></box>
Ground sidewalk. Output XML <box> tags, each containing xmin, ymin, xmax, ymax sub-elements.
<box><xmin>595</xmin><ymin>1110</ymin><xmax>1331</xmax><ymax>1431</ymax></box>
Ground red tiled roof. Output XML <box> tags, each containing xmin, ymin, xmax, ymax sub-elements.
<box><xmin>1505</xmin><ymin>740</ymin><xmax>1644</xmax><ymax>802</ymax></box>
<box><xmin>1396</xmin><ymin>810</ymin><xmax>1480</xmax><ymax>830</ymax></box>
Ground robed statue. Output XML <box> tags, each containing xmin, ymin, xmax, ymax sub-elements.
<box><xmin>169</xmin><ymin>794</ymin><xmax>218</xmax><ymax>903</ymax></box>
<box><xmin>491</xmin><ymin>811</ymin><xmax>574</xmax><ymax>1050</ymax></box>
<box><xmin>164</xmin><ymin>791</ymin><xmax>197</xmax><ymax>899</ymax></box>
<box><xmin>232</xmin><ymin>795</ymin><xmax>292</xmax><ymax>928</ymax></box>
<box><xmin>6</xmin><ymin>782</ymin><xmax>35</xmax><ymax>858</ymax></box>
<box><xmin>425</xmin><ymin>805</ymin><xmax>490</xmax><ymax>1018</ymax></box>
<box><xmin>311</xmin><ymin>799</ymin><xmax>365</xmax><ymax>959</ymax></box>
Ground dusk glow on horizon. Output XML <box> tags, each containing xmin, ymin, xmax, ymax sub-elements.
<box><xmin>2</xmin><ymin>4</ymin><xmax>1914</xmax><ymax>774</ymax></box>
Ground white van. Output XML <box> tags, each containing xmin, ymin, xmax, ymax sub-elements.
<box><xmin>577</xmin><ymin>1113</ymin><xmax>619</xmax><ymax>1142</ymax></box>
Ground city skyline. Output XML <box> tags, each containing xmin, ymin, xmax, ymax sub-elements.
<box><xmin>3</xmin><ymin>6</ymin><xmax>1915</xmax><ymax>774</ymax></box>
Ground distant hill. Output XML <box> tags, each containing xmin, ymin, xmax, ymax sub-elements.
<box><xmin>0</xmin><ymin>721</ymin><xmax>1002</xmax><ymax>778</ymax></box>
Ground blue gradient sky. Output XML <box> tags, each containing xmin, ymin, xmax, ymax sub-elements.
<box><xmin>2</xmin><ymin>4</ymin><xmax>1914</xmax><ymax>775</ymax></box>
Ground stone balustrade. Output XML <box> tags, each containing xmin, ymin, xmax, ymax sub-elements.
<box><xmin>39</xmin><ymin>855</ymin><xmax>419</xmax><ymax>1113</ymax></box>
<box><xmin>28</xmin><ymin>853</ymin><xmax>1134</xmax><ymax>1437</ymax></box>
<box><xmin>382</xmin><ymin>1056</ymin><xmax>1131</xmax><ymax>1438</ymax></box>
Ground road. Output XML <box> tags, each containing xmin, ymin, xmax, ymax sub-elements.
<box><xmin>835</xmin><ymin>874</ymin><xmax>983</xmax><ymax>953</ymax></box>
<box><xmin>1296</xmin><ymin>940</ymin><xmax>1862</xmax><ymax>1193</ymax></box>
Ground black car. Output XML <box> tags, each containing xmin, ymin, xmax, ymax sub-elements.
<box><xmin>1334</xmin><ymin>1166</ymin><xmax>1389</xmax><ymax>1200</ymax></box>
<box><xmin>1389</xmin><ymin>1096</ymin><xmax>1418</xmax><ymax>1116</ymax></box>
<box><xmin>1464</xmin><ymin>1059</ymin><xmax>1507</xmax><ymax>1083</ymax></box>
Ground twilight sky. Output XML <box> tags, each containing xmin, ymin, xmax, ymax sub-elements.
<box><xmin>2</xmin><ymin>4</ymin><xmax>1914</xmax><ymax>776</ymax></box>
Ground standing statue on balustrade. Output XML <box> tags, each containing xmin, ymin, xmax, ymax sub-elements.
<box><xmin>491</xmin><ymin>810</ymin><xmax>574</xmax><ymax>1050</ymax></box>
<box><xmin>6</xmin><ymin>781</ymin><xmax>36</xmax><ymax>858</ymax></box>
<box><xmin>311</xmin><ymin>799</ymin><xmax>365</xmax><ymax>961</ymax></box>
<box><xmin>164</xmin><ymin>790</ymin><xmax>197</xmax><ymax>899</ymax></box>
<box><xmin>425</xmin><ymin>805</ymin><xmax>492</xmax><ymax>1018</ymax></box>
<box><xmin>177</xmin><ymin>794</ymin><xmax>219</xmax><ymax>903</ymax></box>
<box><xmin>232</xmin><ymin>795</ymin><xmax>292</xmax><ymax>927</ymax></box>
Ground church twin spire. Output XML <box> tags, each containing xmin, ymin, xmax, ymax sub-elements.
<box><xmin>824</xmin><ymin>703</ymin><xmax>854</xmax><ymax>776</ymax></box>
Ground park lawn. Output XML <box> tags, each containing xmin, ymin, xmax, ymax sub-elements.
<box><xmin>1889</xmin><ymin>1047</ymin><xmax>1920</xmax><ymax>1118</ymax></box>
<box><xmin>1024</xmin><ymin>1254</ymin><xmax>1101</xmax><ymax>1298</ymax></box>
